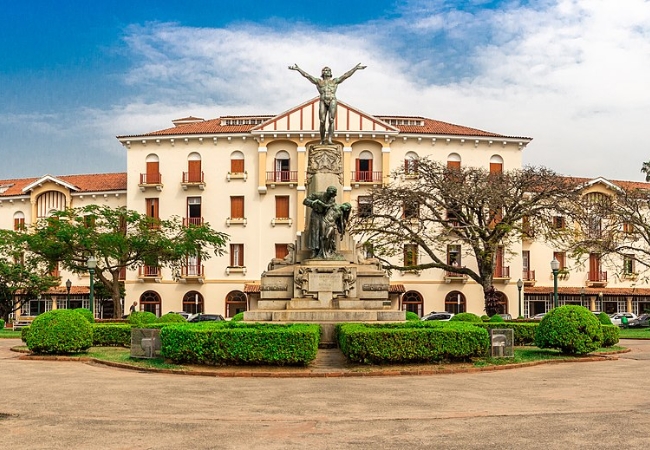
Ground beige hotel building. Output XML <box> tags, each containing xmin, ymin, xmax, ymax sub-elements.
<box><xmin>2</xmin><ymin>97</ymin><xmax>649</xmax><ymax>319</ymax></box>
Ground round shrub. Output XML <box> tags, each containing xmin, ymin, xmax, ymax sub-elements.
<box><xmin>25</xmin><ymin>310</ymin><xmax>93</xmax><ymax>354</ymax></box>
<box><xmin>129</xmin><ymin>311</ymin><xmax>158</xmax><ymax>326</ymax></box>
<box><xmin>405</xmin><ymin>311</ymin><xmax>420</xmax><ymax>321</ymax></box>
<box><xmin>535</xmin><ymin>305</ymin><xmax>603</xmax><ymax>355</ymax></box>
<box><xmin>157</xmin><ymin>312</ymin><xmax>187</xmax><ymax>323</ymax></box>
<box><xmin>73</xmin><ymin>308</ymin><xmax>95</xmax><ymax>323</ymax></box>
<box><xmin>450</xmin><ymin>312</ymin><xmax>482</xmax><ymax>323</ymax></box>
<box><xmin>0</xmin><ymin>319</ymin><xmax>4</xmax><ymax>329</ymax></box>
<box><xmin>231</xmin><ymin>312</ymin><xmax>245</xmax><ymax>322</ymax></box>
<box><xmin>597</xmin><ymin>312</ymin><xmax>613</xmax><ymax>325</ymax></box>
<box><xmin>481</xmin><ymin>315</ymin><xmax>490</xmax><ymax>321</ymax></box>
<box><xmin>489</xmin><ymin>314</ymin><xmax>505</xmax><ymax>323</ymax></box>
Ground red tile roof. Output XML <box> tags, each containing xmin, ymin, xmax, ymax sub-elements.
<box><xmin>0</xmin><ymin>173</ymin><xmax>127</xmax><ymax>197</ymax></box>
<box><xmin>119</xmin><ymin>113</ymin><xmax>527</xmax><ymax>140</ymax></box>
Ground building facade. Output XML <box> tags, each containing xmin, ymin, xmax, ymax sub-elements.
<box><xmin>3</xmin><ymin>97</ymin><xmax>649</xmax><ymax>319</ymax></box>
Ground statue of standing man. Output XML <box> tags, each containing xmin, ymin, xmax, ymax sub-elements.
<box><xmin>289</xmin><ymin>63</ymin><xmax>366</xmax><ymax>145</ymax></box>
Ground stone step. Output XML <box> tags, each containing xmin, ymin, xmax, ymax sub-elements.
<box><xmin>310</xmin><ymin>348</ymin><xmax>349</xmax><ymax>371</ymax></box>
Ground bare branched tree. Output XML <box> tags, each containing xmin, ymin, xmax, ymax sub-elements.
<box><xmin>348</xmin><ymin>158</ymin><xmax>581</xmax><ymax>315</ymax></box>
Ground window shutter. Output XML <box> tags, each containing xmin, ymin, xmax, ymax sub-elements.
<box><xmin>146</xmin><ymin>161</ymin><xmax>160</xmax><ymax>183</ymax></box>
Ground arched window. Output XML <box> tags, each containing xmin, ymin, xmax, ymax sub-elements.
<box><xmin>182</xmin><ymin>291</ymin><xmax>204</xmax><ymax>315</ymax></box>
<box><xmin>274</xmin><ymin>150</ymin><xmax>291</xmax><ymax>182</ymax></box>
<box><xmin>402</xmin><ymin>290</ymin><xmax>424</xmax><ymax>316</ymax></box>
<box><xmin>444</xmin><ymin>291</ymin><xmax>466</xmax><ymax>314</ymax></box>
<box><xmin>226</xmin><ymin>290</ymin><xmax>247</xmax><ymax>318</ymax></box>
<box><xmin>405</xmin><ymin>151</ymin><xmax>419</xmax><ymax>176</ymax></box>
<box><xmin>489</xmin><ymin>155</ymin><xmax>503</xmax><ymax>174</ymax></box>
<box><xmin>231</xmin><ymin>151</ymin><xmax>245</xmax><ymax>173</ymax></box>
<box><xmin>139</xmin><ymin>290</ymin><xmax>161</xmax><ymax>317</ymax></box>
<box><xmin>447</xmin><ymin>153</ymin><xmax>461</xmax><ymax>170</ymax></box>
<box><xmin>144</xmin><ymin>154</ymin><xmax>161</xmax><ymax>184</ymax></box>
<box><xmin>185</xmin><ymin>152</ymin><xmax>202</xmax><ymax>183</ymax></box>
<box><xmin>355</xmin><ymin>151</ymin><xmax>374</xmax><ymax>182</ymax></box>
<box><xmin>13</xmin><ymin>211</ymin><xmax>25</xmax><ymax>230</ymax></box>
<box><xmin>584</xmin><ymin>192</ymin><xmax>611</xmax><ymax>239</ymax></box>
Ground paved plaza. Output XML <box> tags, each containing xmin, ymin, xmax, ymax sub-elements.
<box><xmin>2</xmin><ymin>338</ymin><xmax>650</xmax><ymax>449</ymax></box>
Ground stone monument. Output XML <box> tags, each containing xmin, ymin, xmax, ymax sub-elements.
<box><xmin>244</xmin><ymin>65</ymin><xmax>404</xmax><ymax>345</ymax></box>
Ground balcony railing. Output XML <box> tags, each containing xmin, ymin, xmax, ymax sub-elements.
<box><xmin>493</xmin><ymin>266</ymin><xmax>510</xmax><ymax>279</ymax></box>
<box><xmin>139</xmin><ymin>265</ymin><xmax>161</xmax><ymax>280</ymax></box>
<box><xmin>522</xmin><ymin>269</ymin><xmax>536</xmax><ymax>281</ymax></box>
<box><xmin>139</xmin><ymin>173</ymin><xmax>162</xmax><ymax>185</ymax></box>
<box><xmin>182</xmin><ymin>171</ymin><xmax>204</xmax><ymax>184</ymax></box>
<box><xmin>444</xmin><ymin>268</ymin><xmax>468</xmax><ymax>283</ymax></box>
<box><xmin>351</xmin><ymin>171</ymin><xmax>383</xmax><ymax>183</ymax></box>
<box><xmin>181</xmin><ymin>264</ymin><xmax>204</xmax><ymax>278</ymax></box>
<box><xmin>587</xmin><ymin>271</ymin><xmax>607</xmax><ymax>287</ymax></box>
<box><xmin>183</xmin><ymin>217</ymin><xmax>204</xmax><ymax>227</ymax></box>
<box><xmin>266</xmin><ymin>171</ymin><xmax>298</xmax><ymax>183</ymax></box>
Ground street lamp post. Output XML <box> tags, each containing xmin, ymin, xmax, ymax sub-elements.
<box><xmin>87</xmin><ymin>256</ymin><xmax>97</xmax><ymax>317</ymax></box>
<box><xmin>516</xmin><ymin>278</ymin><xmax>523</xmax><ymax>318</ymax></box>
<box><xmin>65</xmin><ymin>279</ymin><xmax>72</xmax><ymax>310</ymax></box>
<box><xmin>551</xmin><ymin>258</ymin><xmax>560</xmax><ymax>309</ymax></box>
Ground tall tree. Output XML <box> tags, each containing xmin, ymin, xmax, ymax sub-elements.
<box><xmin>21</xmin><ymin>205</ymin><xmax>229</xmax><ymax>318</ymax></box>
<box><xmin>0</xmin><ymin>230</ymin><xmax>59</xmax><ymax>322</ymax></box>
<box><xmin>349</xmin><ymin>159</ymin><xmax>580</xmax><ymax>315</ymax></box>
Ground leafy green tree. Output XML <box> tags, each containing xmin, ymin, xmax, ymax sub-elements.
<box><xmin>21</xmin><ymin>205</ymin><xmax>229</xmax><ymax>318</ymax></box>
<box><xmin>349</xmin><ymin>159</ymin><xmax>580</xmax><ymax>316</ymax></box>
<box><xmin>0</xmin><ymin>230</ymin><xmax>59</xmax><ymax>322</ymax></box>
<box><xmin>641</xmin><ymin>160</ymin><xmax>650</xmax><ymax>182</ymax></box>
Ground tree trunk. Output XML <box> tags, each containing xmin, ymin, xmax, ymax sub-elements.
<box><xmin>111</xmin><ymin>273</ymin><xmax>124</xmax><ymax>318</ymax></box>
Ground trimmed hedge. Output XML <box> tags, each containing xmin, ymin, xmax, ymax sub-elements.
<box><xmin>160</xmin><ymin>322</ymin><xmax>320</xmax><ymax>366</ymax></box>
<box><xmin>597</xmin><ymin>312</ymin><xmax>613</xmax><ymax>325</ymax></box>
<box><xmin>336</xmin><ymin>322</ymin><xmax>489</xmax><ymax>364</ymax></box>
<box><xmin>231</xmin><ymin>312</ymin><xmax>245</xmax><ymax>322</ymax></box>
<box><xmin>73</xmin><ymin>308</ymin><xmax>95</xmax><ymax>323</ymax></box>
<box><xmin>129</xmin><ymin>311</ymin><xmax>157</xmax><ymax>326</ymax></box>
<box><xmin>450</xmin><ymin>312</ymin><xmax>482</xmax><ymax>323</ymax></box>
<box><xmin>405</xmin><ymin>311</ymin><xmax>420</xmax><ymax>321</ymax></box>
<box><xmin>0</xmin><ymin>319</ymin><xmax>4</xmax><ymax>329</ymax></box>
<box><xmin>92</xmin><ymin>324</ymin><xmax>131</xmax><ymax>347</ymax></box>
<box><xmin>489</xmin><ymin>314</ymin><xmax>505</xmax><ymax>323</ymax></box>
<box><xmin>601</xmin><ymin>324</ymin><xmax>620</xmax><ymax>347</ymax></box>
<box><xmin>157</xmin><ymin>313</ymin><xmax>187</xmax><ymax>323</ymax></box>
<box><xmin>24</xmin><ymin>310</ymin><xmax>92</xmax><ymax>354</ymax></box>
<box><xmin>535</xmin><ymin>305</ymin><xmax>603</xmax><ymax>355</ymax></box>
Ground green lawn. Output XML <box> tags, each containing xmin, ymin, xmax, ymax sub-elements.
<box><xmin>618</xmin><ymin>327</ymin><xmax>650</xmax><ymax>339</ymax></box>
<box><xmin>0</xmin><ymin>329</ymin><xmax>22</xmax><ymax>339</ymax></box>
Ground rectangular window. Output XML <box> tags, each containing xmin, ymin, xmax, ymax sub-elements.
<box><xmin>275</xmin><ymin>196</ymin><xmax>290</xmax><ymax>219</ymax></box>
<box><xmin>145</xmin><ymin>161</ymin><xmax>160</xmax><ymax>184</ymax></box>
<box><xmin>623</xmin><ymin>222</ymin><xmax>634</xmax><ymax>234</ymax></box>
<box><xmin>489</xmin><ymin>162</ymin><xmax>502</xmax><ymax>174</ymax></box>
<box><xmin>553</xmin><ymin>251</ymin><xmax>566</xmax><ymax>269</ymax></box>
<box><xmin>231</xmin><ymin>158</ymin><xmax>244</xmax><ymax>173</ymax></box>
<box><xmin>275</xmin><ymin>244</ymin><xmax>289</xmax><ymax>259</ymax></box>
<box><xmin>14</xmin><ymin>218</ymin><xmax>25</xmax><ymax>230</ymax></box>
<box><xmin>405</xmin><ymin>158</ymin><xmax>419</xmax><ymax>175</ymax></box>
<box><xmin>447</xmin><ymin>245</ymin><xmax>461</xmax><ymax>266</ymax></box>
<box><xmin>623</xmin><ymin>254</ymin><xmax>635</xmax><ymax>275</ymax></box>
<box><xmin>187</xmin><ymin>197</ymin><xmax>202</xmax><ymax>225</ymax></box>
<box><xmin>187</xmin><ymin>160</ymin><xmax>202</xmax><ymax>183</ymax></box>
<box><xmin>552</xmin><ymin>215</ymin><xmax>566</xmax><ymax>229</ymax></box>
<box><xmin>404</xmin><ymin>244</ymin><xmax>418</xmax><ymax>267</ymax></box>
<box><xmin>357</xmin><ymin>196</ymin><xmax>373</xmax><ymax>218</ymax></box>
<box><xmin>447</xmin><ymin>160</ymin><xmax>461</xmax><ymax>171</ymax></box>
<box><xmin>145</xmin><ymin>198</ymin><xmax>160</xmax><ymax>228</ymax></box>
<box><xmin>403</xmin><ymin>201</ymin><xmax>419</xmax><ymax>220</ymax></box>
<box><xmin>230</xmin><ymin>244</ymin><xmax>244</xmax><ymax>267</ymax></box>
<box><xmin>230</xmin><ymin>196</ymin><xmax>245</xmax><ymax>219</ymax></box>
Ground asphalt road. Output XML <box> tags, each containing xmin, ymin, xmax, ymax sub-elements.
<box><xmin>1</xmin><ymin>339</ymin><xmax>650</xmax><ymax>449</ymax></box>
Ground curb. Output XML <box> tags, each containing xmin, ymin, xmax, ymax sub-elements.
<box><xmin>13</xmin><ymin>347</ymin><xmax>630</xmax><ymax>378</ymax></box>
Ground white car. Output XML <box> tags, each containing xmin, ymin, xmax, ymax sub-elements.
<box><xmin>609</xmin><ymin>312</ymin><xmax>637</xmax><ymax>326</ymax></box>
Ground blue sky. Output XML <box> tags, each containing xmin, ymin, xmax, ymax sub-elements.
<box><xmin>2</xmin><ymin>0</ymin><xmax>649</xmax><ymax>181</ymax></box>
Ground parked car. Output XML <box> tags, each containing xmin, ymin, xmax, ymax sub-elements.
<box><xmin>628</xmin><ymin>313</ymin><xmax>650</xmax><ymax>328</ymax></box>
<box><xmin>609</xmin><ymin>312</ymin><xmax>637</xmax><ymax>326</ymax></box>
<box><xmin>421</xmin><ymin>311</ymin><xmax>454</xmax><ymax>321</ymax></box>
<box><xmin>498</xmin><ymin>314</ymin><xmax>513</xmax><ymax>321</ymax></box>
<box><xmin>532</xmin><ymin>313</ymin><xmax>546</xmax><ymax>320</ymax></box>
<box><xmin>169</xmin><ymin>311</ymin><xmax>191</xmax><ymax>320</ymax></box>
<box><xmin>187</xmin><ymin>313</ymin><xmax>225</xmax><ymax>323</ymax></box>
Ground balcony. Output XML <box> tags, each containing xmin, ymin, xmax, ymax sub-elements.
<box><xmin>183</xmin><ymin>217</ymin><xmax>204</xmax><ymax>227</ymax></box>
<box><xmin>181</xmin><ymin>171</ymin><xmax>206</xmax><ymax>190</ymax></box>
<box><xmin>522</xmin><ymin>269</ymin><xmax>536</xmax><ymax>287</ymax></box>
<box><xmin>493</xmin><ymin>266</ymin><xmax>510</xmax><ymax>283</ymax></box>
<box><xmin>586</xmin><ymin>271</ymin><xmax>608</xmax><ymax>288</ymax></box>
<box><xmin>139</xmin><ymin>173</ymin><xmax>163</xmax><ymax>191</ymax></box>
<box><xmin>138</xmin><ymin>265</ymin><xmax>161</xmax><ymax>282</ymax></box>
<box><xmin>266</xmin><ymin>171</ymin><xmax>298</xmax><ymax>187</ymax></box>
<box><xmin>444</xmin><ymin>268</ymin><xmax>468</xmax><ymax>284</ymax></box>
<box><xmin>351</xmin><ymin>171</ymin><xmax>383</xmax><ymax>186</ymax></box>
<box><xmin>180</xmin><ymin>264</ymin><xmax>204</xmax><ymax>283</ymax></box>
